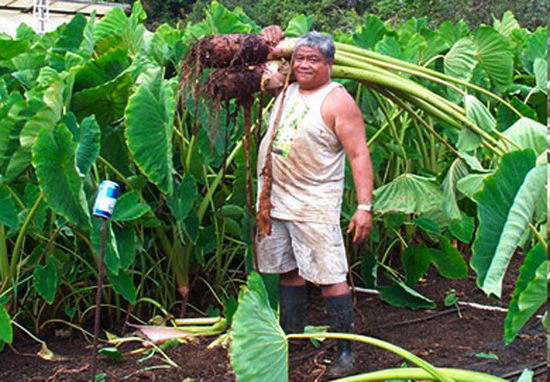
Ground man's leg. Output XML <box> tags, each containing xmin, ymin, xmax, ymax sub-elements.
<box><xmin>322</xmin><ymin>281</ymin><xmax>355</xmax><ymax>375</ymax></box>
<box><xmin>279</xmin><ymin>269</ymin><xmax>307</xmax><ymax>334</ymax></box>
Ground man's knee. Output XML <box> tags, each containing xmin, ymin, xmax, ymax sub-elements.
<box><xmin>280</xmin><ymin>268</ymin><xmax>306</xmax><ymax>286</ymax></box>
<box><xmin>321</xmin><ymin>281</ymin><xmax>349</xmax><ymax>297</ymax></box>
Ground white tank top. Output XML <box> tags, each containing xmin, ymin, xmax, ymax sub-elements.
<box><xmin>257</xmin><ymin>81</ymin><xmax>345</xmax><ymax>224</ymax></box>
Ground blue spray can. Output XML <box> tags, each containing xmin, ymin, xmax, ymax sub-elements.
<box><xmin>92</xmin><ymin>181</ymin><xmax>120</xmax><ymax>219</ymax></box>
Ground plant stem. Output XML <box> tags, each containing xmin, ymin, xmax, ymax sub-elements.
<box><xmin>332</xmin><ymin>66</ymin><xmax>501</xmax><ymax>149</ymax></box>
<box><xmin>331</xmin><ymin>367</ymin><xmax>509</xmax><ymax>382</ymax></box>
<box><xmin>10</xmin><ymin>193</ymin><xmax>44</xmax><ymax>277</ymax></box>
<box><xmin>286</xmin><ymin>332</ymin><xmax>456</xmax><ymax>382</ymax></box>
<box><xmin>0</xmin><ymin>226</ymin><xmax>9</xmax><ymax>294</ymax></box>
<box><xmin>529</xmin><ymin>223</ymin><xmax>547</xmax><ymax>251</ymax></box>
<box><xmin>91</xmin><ymin>218</ymin><xmax>108</xmax><ymax>381</ymax></box>
<box><xmin>334</xmin><ymin>42</ymin><xmax>523</xmax><ymax>118</ymax></box>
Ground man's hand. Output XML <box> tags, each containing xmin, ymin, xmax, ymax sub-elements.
<box><xmin>260</xmin><ymin>25</ymin><xmax>285</xmax><ymax>46</ymax></box>
<box><xmin>347</xmin><ymin>210</ymin><xmax>372</xmax><ymax>244</ymax></box>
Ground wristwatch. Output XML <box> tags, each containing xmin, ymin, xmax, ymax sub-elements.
<box><xmin>357</xmin><ymin>204</ymin><xmax>373</xmax><ymax>212</ymax></box>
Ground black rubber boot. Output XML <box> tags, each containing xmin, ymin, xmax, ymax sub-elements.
<box><xmin>324</xmin><ymin>293</ymin><xmax>356</xmax><ymax>377</ymax></box>
<box><xmin>279</xmin><ymin>284</ymin><xmax>307</xmax><ymax>334</ymax></box>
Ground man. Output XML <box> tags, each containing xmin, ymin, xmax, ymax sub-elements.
<box><xmin>257</xmin><ymin>28</ymin><xmax>374</xmax><ymax>376</ymax></box>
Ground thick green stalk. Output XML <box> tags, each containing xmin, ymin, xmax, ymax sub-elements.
<box><xmin>335</xmin><ymin>42</ymin><xmax>522</xmax><ymax>118</ymax></box>
<box><xmin>369</xmin><ymin>89</ymin><xmax>409</xmax><ymax>173</ymax></box>
<box><xmin>332</xmin><ymin>65</ymin><xmax>505</xmax><ymax>153</ymax></box>
<box><xmin>332</xmin><ymin>367</ymin><xmax>509</xmax><ymax>382</ymax></box>
<box><xmin>381</xmin><ymin>89</ymin><xmax>462</xmax><ymax>158</ymax></box>
<box><xmin>287</xmin><ymin>332</ymin><xmax>455</xmax><ymax>382</ymax></box>
<box><xmin>336</xmin><ymin>51</ymin><xmax>465</xmax><ymax>116</ymax></box>
<box><xmin>0</xmin><ymin>226</ymin><xmax>8</xmax><ymax>293</ymax></box>
<box><xmin>10</xmin><ymin>193</ymin><xmax>45</xmax><ymax>277</ymax></box>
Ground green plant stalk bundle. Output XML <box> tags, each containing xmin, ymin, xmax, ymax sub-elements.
<box><xmin>200</xmin><ymin>36</ymin><xmax>514</xmax><ymax>156</ymax></box>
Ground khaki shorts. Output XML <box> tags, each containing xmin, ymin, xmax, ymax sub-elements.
<box><xmin>256</xmin><ymin>218</ymin><xmax>348</xmax><ymax>285</ymax></box>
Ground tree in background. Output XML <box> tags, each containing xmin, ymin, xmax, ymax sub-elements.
<box><xmin>107</xmin><ymin>0</ymin><xmax>548</xmax><ymax>31</ymax></box>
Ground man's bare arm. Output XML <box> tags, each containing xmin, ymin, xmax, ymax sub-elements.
<box><xmin>326</xmin><ymin>88</ymin><xmax>374</xmax><ymax>243</ymax></box>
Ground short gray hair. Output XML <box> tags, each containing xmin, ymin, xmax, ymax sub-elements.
<box><xmin>293</xmin><ymin>31</ymin><xmax>335</xmax><ymax>63</ymax></box>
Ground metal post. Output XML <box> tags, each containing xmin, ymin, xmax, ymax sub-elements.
<box><xmin>90</xmin><ymin>218</ymin><xmax>107</xmax><ymax>381</ymax></box>
<box><xmin>33</xmin><ymin>0</ymin><xmax>49</xmax><ymax>35</ymax></box>
<box><xmin>90</xmin><ymin>181</ymin><xmax>120</xmax><ymax>381</ymax></box>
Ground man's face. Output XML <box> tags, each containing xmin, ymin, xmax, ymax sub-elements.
<box><xmin>292</xmin><ymin>45</ymin><xmax>332</xmax><ymax>90</ymax></box>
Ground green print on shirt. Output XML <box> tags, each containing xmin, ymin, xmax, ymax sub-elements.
<box><xmin>272</xmin><ymin>100</ymin><xmax>310</xmax><ymax>158</ymax></box>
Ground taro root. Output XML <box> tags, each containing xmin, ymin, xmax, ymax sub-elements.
<box><xmin>205</xmin><ymin>61</ymin><xmax>290</xmax><ymax>101</ymax></box>
<box><xmin>189</xmin><ymin>34</ymin><xmax>272</xmax><ymax>69</ymax></box>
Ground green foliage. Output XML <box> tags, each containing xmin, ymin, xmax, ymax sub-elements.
<box><xmin>504</xmin><ymin>244</ymin><xmax>547</xmax><ymax>344</ymax></box>
<box><xmin>0</xmin><ymin>1</ymin><xmax>546</xmax><ymax>357</ymax></box>
<box><xmin>125</xmin><ymin>69</ymin><xmax>175</xmax><ymax>196</ymax></box>
<box><xmin>472</xmin><ymin>150</ymin><xmax>544</xmax><ymax>297</ymax></box>
<box><xmin>230</xmin><ymin>272</ymin><xmax>288</xmax><ymax>382</ymax></box>
<box><xmin>0</xmin><ymin>305</ymin><xmax>12</xmax><ymax>344</ymax></box>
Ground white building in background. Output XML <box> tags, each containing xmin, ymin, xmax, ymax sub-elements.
<box><xmin>0</xmin><ymin>0</ymin><xmax>130</xmax><ymax>37</ymax></box>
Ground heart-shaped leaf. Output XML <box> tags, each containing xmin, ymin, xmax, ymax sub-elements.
<box><xmin>472</xmin><ymin>150</ymin><xmax>541</xmax><ymax>297</ymax></box>
<box><xmin>125</xmin><ymin>70</ymin><xmax>175</xmax><ymax>196</ymax></box>
<box><xmin>32</xmin><ymin>124</ymin><xmax>90</xmax><ymax>228</ymax></box>
<box><xmin>230</xmin><ymin>272</ymin><xmax>288</xmax><ymax>382</ymax></box>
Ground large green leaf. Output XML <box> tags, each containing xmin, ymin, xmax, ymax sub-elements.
<box><xmin>379</xmin><ymin>279</ymin><xmax>436</xmax><ymax>310</ymax></box>
<box><xmin>111</xmin><ymin>190</ymin><xmax>150</xmax><ymax>222</ymax></box>
<box><xmin>402</xmin><ymin>246</ymin><xmax>432</xmax><ymax>286</ymax></box>
<box><xmin>75</xmin><ymin>115</ymin><xmax>101</xmax><ymax>176</ymax></box>
<box><xmin>107</xmin><ymin>269</ymin><xmax>136</xmax><ymax>305</ymax></box>
<box><xmin>444</xmin><ymin>38</ymin><xmax>476</xmax><ymax>82</ymax></box>
<box><xmin>431</xmin><ymin>236</ymin><xmax>468</xmax><ymax>279</ymax></box>
<box><xmin>0</xmin><ymin>36</ymin><xmax>28</xmax><ymax>60</ymax></box>
<box><xmin>449</xmin><ymin>213</ymin><xmax>475</xmax><ymax>244</ymax></box>
<box><xmin>533</xmin><ymin>58</ymin><xmax>547</xmax><ymax>94</ymax></box>
<box><xmin>207</xmin><ymin>1</ymin><xmax>251</xmax><ymax>34</ymax></box>
<box><xmin>0</xmin><ymin>184</ymin><xmax>18</xmax><ymax>228</ymax></box>
<box><xmin>373</xmin><ymin>174</ymin><xmax>444</xmax><ymax>215</ymax></box>
<box><xmin>73</xmin><ymin>46</ymin><xmax>130</xmax><ymax>93</ymax></box>
<box><xmin>473</xmin><ymin>26</ymin><xmax>513</xmax><ymax>90</ymax></box>
<box><xmin>353</xmin><ymin>15</ymin><xmax>387</xmax><ymax>50</ymax></box>
<box><xmin>504</xmin><ymin>244</ymin><xmax>546</xmax><ymax>344</ymax></box>
<box><xmin>472</xmin><ymin>150</ymin><xmax>539</xmax><ymax>297</ymax></box>
<box><xmin>284</xmin><ymin>14</ymin><xmax>314</xmax><ymax>38</ymax></box>
<box><xmin>166</xmin><ymin>173</ymin><xmax>197</xmax><ymax>223</ymax></box>
<box><xmin>125</xmin><ymin>70</ymin><xmax>175</xmax><ymax>195</ymax></box>
<box><xmin>6</xmin><ymin>82</ymin><xmax>64</xmax><ymax>181</ymax></box>
<box><xmin>94</xmin><ymin>8</ymin><xmax>127</xmax><ymax>45</ymax></box>
<box><xmin>438</xmin><ymin>20</ymin><xmax>469</xmax><ymax>47</ymax></box>
<box><xmin>457</xmin><ymin>95</ymin><xmax>495</xmax><ymax>152</ymax></box>
<box><xmin>71</xmin><ymin>72</ymin><xmax>133</xmax><ymax>127</ymax></box>
<box><xmin>115</xmin><ymin>225</ymin><xmax>136</xmax><ymax>271</ymax></box>
<box><xmin>502</xmin><ymin>118</ymin><xmax>546</xmax><ymax>156</ymax></box>
<box><xmin>79</xmin><ymin>12</ymin><xmax>96</xmax><ymax>59</ymax></box>
<box><xmin>493</xmin><ymin>11</ymin><xmax>520</xmax><ymax>40</ymax></box>
<box><xmin>0</xmin><ymin>304</ymin><xmax>12</xmax><ymax>344</ymax></box>
<box><xmin>33</xmin><ymin>257</ymin><xmax>58</xmax><ymax>304</ymax></box>
<box><xmin>32</xmin><ymin>124</ymin><xmax>90</xmax><ymax>229</ymax></box>
<box><xmin>48</xmin><ymin>14</ymin><xmax>86</xmax><ymax>71</ymax></box>
<box><xmin>441</xmin><ymin>157</ymin><xmax>471</xmax><ymax>220</ymax></box>
<box><xmin>92</xmin><ymin>219</ymin><xmax>120</xmax><ymax>275</ymax></box>
<box><xmin>420</xmin><ymin>29</ymin><xmax>449</xmax><ymax>63</ymax></box>
<box><xmin>457</xmin><ymin>173</ymin><xmax>489</xmax><ymax>199</ymax></box>
<box><xmin>230</xmin><ymin>272</ymin><xmax>288</xmax><ymax>382</ymax></box>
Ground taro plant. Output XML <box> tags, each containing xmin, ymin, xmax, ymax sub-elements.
<box><xmin>0</xmin><ymin>0</ymin><xmax>546</xmax><ymax>356</ymax></box>
<box><xmin>230</xmin><ymin>272</ymin><xmax>512</xmax><ymax>382</ymax></box>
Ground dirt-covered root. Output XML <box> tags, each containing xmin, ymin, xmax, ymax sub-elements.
<box><xmin>205</xmin><ymin>61</ymin><xmax>290</xmax><ymax>101</ymax></box>
<box><xmin>205</xmin><ymin>65</ymin><xmax>263</xmax><ymax>101</ymax></box>
<box><xmin>188</xmin><ymin>34</ymin><xmax>272</xmax><ymax>69</ymax></box>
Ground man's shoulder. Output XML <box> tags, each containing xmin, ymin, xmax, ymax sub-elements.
<box><xmin>324</xmin><ymin>84</ymin><xmax>357</xmax><ymax>112</ymax></box>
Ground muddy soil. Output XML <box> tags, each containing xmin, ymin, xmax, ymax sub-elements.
<box><xmin>0</xmin><ymin>255</ymin><xmax>546</xmax><ymax>382</ymax></box>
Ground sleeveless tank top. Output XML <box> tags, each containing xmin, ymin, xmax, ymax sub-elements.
<box><xmin>257</xmin><ymin>81</ymin><xmax>345</xmax><ymax>224</ymax></box>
